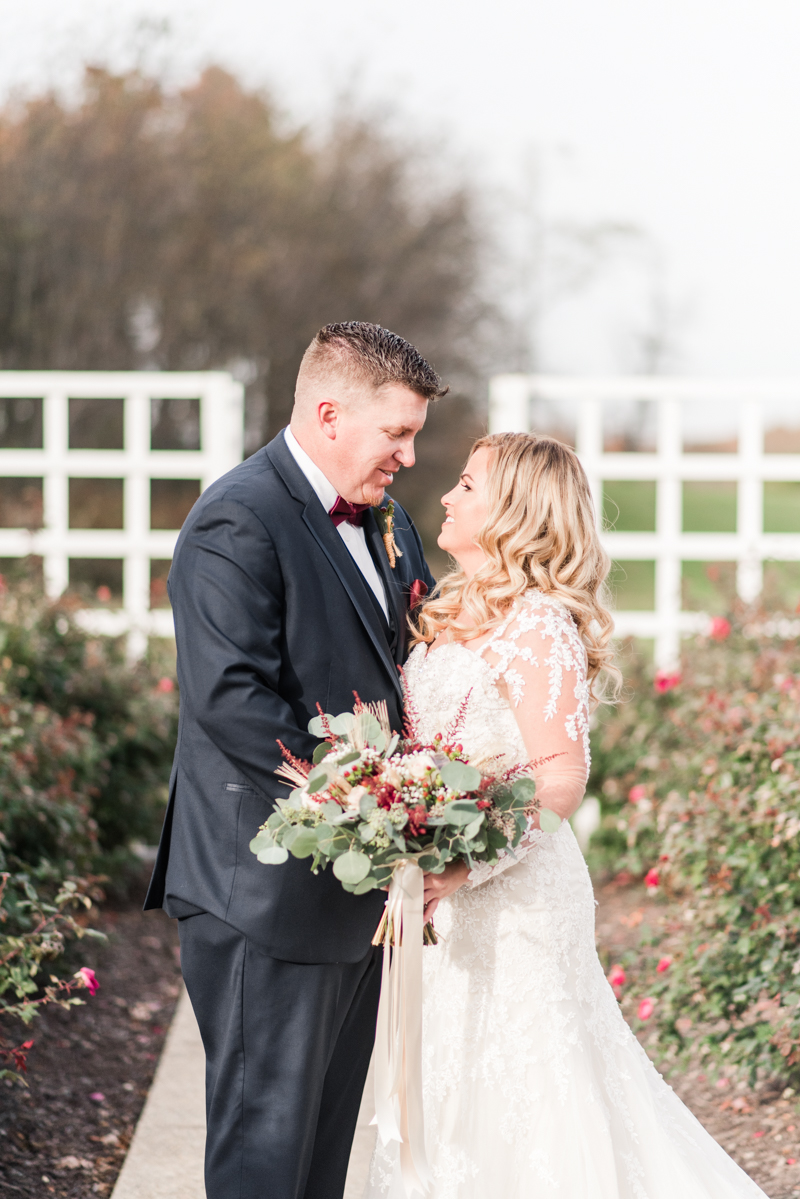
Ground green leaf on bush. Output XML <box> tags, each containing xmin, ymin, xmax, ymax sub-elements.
<box><xmin>333</xmin><ymin>850</ymin><xmax>372</xmax><ymax>884</ymax></box>
<box><xmin>439</xmin><ymin>761</ymin><xmax>482</xmax><ymax>792</ymax></box>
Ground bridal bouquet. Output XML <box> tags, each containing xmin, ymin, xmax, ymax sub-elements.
<box><xmin>249</xmin><ymin>695</ymin><xmax>562</xmax><ymax>1198</ymax></box>
<box><xmin>249</xmin><ymin>696</ymin><xmax>561</xmax><ymax>939</ymax></box>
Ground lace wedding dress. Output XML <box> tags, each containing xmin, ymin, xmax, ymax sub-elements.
<box><xmin>365</xmin><ymin>590</ymin><xmax>768</xmax><ymax>1199</ymax></box>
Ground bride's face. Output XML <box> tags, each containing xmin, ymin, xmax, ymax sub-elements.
<box><xmin>438</xmin><ymin>447</ymin><xmax>491</xmax><ymax>576</ymax></box>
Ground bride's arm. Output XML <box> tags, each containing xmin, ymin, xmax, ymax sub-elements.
<box><xmin>423</xmin><ymin>598</ymin><xmax>590</xmax><ymax>914</ymax></box>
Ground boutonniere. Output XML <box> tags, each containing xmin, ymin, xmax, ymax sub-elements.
<box><xmin>372</xmin><ymin>498</ymin><xmax>404</xmax><ymax>569</ymax></box>
<box><xmin>409</xmin><ymin>579</ymin><xmax>428</xmax><ymax>610</ymax></box>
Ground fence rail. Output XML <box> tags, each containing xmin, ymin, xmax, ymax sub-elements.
<box><xmin>489</xmin><ymin>375</ymin><xmax>800</xmax><ymax>667</ymax></box>
<box><xmin>0</xmin><ymin>371</ymin><xmax>244</xmax><ymax>656</ymax></box>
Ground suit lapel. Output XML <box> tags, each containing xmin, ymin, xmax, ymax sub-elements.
<box><xmin>364</xmin><ymin>510</ymin><xmax>407</xmax><ymax>664</ymax></box>
<box><xmin>266</xmin><ymin>436</ymin><xmax>404</xmax><ymax>701</ymax></box>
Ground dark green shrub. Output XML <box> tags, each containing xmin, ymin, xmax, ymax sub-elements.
<box><xmin>591</xmin><ymin>616</ymin><xmax>800</xmax><ymax>1082</ymax></box>
<box><xmin>0</xmin><ymin>571</ymin><xmax>178</xmax><ymax>1075</ymax></box>
<box><xmin>0</xmin><ymin>576</ymin><xmax>178</xmax><ymax>861</ymax></box>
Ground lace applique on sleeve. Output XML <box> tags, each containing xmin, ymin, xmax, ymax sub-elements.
<box><xmin>468</xmin><ymin>591</ymin><xmax>591</xmax><ymax>887</ymax></box>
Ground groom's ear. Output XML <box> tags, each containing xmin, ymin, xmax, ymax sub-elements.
<box><xmin>317</xmin><ymin>400</ymin><xmax>341</xmax><ymax>440</ymax></box>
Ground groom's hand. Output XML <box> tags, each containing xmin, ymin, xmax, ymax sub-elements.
<box><xmin>423</xmin><ymin>860</ymin><xmax>470</xmax><ymax>922</ymax></box>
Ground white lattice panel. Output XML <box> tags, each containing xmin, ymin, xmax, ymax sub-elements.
<box><xmin>0</xmin><ymin>372</ymin><xmax>244</xmax><ymax>656</ymax></box>
<box><xmin>489</xmin><ymin>376</ymin><xmax>800</xmax><ymax>667</ymax></box>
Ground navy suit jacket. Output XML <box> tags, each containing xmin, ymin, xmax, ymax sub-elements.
<box><xmin>144</xmin><ymin>431</ymin><xmax>435</xmax><ymax>963</ymax></box>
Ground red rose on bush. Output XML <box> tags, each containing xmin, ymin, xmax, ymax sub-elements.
<box><xmin>654</xmin><ymin>670</ymin><xmax>681</xmax><ymax>694</ymax></box>
<box><xmin>607</xmin><ymin>964</ymin><xmax>626</xmax><ymax>992</ymax></box>
<box><xmin>637</xmin><ymin>997</ymin><xmax>655</xmax><ymax>1020</ymax></box>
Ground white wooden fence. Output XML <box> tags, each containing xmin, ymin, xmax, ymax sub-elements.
<box><xmin>489</xmin><ymin>376</ymin><xmax>800</xmax><ymax>667</ymax></box>
<box><xmin>0</xmin><ymin>372</ymin><xmax>244</xmax><ymax>656</ymax></box>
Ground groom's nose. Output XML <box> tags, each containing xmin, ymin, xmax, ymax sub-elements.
<box><xmin>394</xmin><ymin>435</ymin><xmax>416</xmax><ymax>468</ymax></box>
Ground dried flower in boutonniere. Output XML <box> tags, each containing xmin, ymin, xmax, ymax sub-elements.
<box><xmin>373</xmin><ymin>498</ymin><xmax>403</xmax><ymax>569</ymax></box>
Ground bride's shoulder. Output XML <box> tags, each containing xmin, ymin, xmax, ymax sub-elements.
<box><xmin>512</xmin><ymin>590</ymin><xmax>585</xmax><ymax>654</ymax></box>
<box><xmin>517</xmin><ymin>588</ymin><xmax>576</xmax><ymax>626</ymax></box>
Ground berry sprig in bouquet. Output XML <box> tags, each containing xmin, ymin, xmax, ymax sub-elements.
<box><xmin>249</xmin><ymin>695</ymin><xmax>562</xmax><ymax>942</ymax></box>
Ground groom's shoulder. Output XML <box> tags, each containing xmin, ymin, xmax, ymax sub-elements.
<box><xmin>191</xmin><ymin>439</ymin><xmax>291</xmax><ymax>524</ymax></box>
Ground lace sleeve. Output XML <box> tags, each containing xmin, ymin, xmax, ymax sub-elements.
<box><xmin>468</xmin><ymin>592</ymin><xmax>590</xmax><ymax>887</ymax></box>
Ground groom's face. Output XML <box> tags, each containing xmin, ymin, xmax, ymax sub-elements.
<box><xmin>322</xmin><ymin>384</ymin><xmax>429</xmax><ymax>506</ymax></box>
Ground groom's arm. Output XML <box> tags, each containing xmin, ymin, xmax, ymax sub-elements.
<box><xmin>170</xmin><ymin>496</ymin><xmax>314</xmax><ymax>798</ymax></box>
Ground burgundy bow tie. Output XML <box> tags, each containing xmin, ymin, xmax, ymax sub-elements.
<box><xmin>329</xmin><ymin>496</ymin><xmax>371</xmax><ymax>527</ymax></box>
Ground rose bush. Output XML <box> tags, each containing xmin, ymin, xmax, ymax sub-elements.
<box><xmin>589</xmin><ymin>615</ymin><xmax>800</xmax><ymax>1084</ymax></box>
<box><xmin>0</xmin><ymin>570</ymin><xmax>178</xmax><ymax>1075</ymax></box>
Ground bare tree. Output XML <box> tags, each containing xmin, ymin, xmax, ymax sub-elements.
<box><xmin>1</xmin><ymin>66</ymin><xmax>492</xmax><ymax>427</ymax></box>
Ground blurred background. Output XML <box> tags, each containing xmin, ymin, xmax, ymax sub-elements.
<box><xmin>2</xmin><ymin>0</ymin><xmax>800</xmax><ymax>574</ymax></box>
<box><xmin>3</xmin><ymin>8</ymin><xmax>800</xmax><ymax>1190</ymax></box>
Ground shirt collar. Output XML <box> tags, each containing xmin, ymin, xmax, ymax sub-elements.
<box><xmin>283</xmin><ymin>426</ymin><xmax>338</xmax><ymax>515</ymax></box>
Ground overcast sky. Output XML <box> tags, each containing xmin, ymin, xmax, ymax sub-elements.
<box><xmin>3</xmin><ymin>0</ymin><xmax>800</xmax><ymax>379</ymax></box>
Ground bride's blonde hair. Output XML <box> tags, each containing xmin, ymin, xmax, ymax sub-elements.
<box><xmin>413</xmin><ymin>432</ymin><xmax>619</xmax><ymax>704</ymax></box>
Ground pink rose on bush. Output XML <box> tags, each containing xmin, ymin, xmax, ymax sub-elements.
<box><xmin>76</xmin><ymin>966</ymin><xmax>99</xmax><ymax>996</ymax></box>
<box><xmin>157</xmin><ymin>677</ymin><xmax>175</xmax><ymax>693</ymax></box>
<box><xmin>709</xmin><ymin>616</ymin><xmax>732</xmax><ymax>641</ymax></box>
<box><xmin>628</xmin><ymin>784</ymin><xmax>647</xmax><ymax>804</ymax></box>
<box><xmin>607</xmin><ymin>964</ymin><xmax>626</xmax><ymax>989</ymax></box>
<box><xmin>644</xmin><ymin>867</ymin><xmax>659</xmax><ymax>891</ymax></box>
<box><xmin>656</xmin><ymin>956</ymin><xmax>671</xmax><ymax>973</ymax></box>
<box><xmin>637</xmin><ymin>997</ymin><xmax>655</xmax><ymax>1020</ymax></box>
<box><xmin>654</xmin><ymin>670</ymin><xmax>681</xmax><ymax>694</ymax></box>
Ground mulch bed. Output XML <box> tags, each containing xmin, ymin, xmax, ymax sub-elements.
<box><xmin>596</xmin><ymin>879</ymin><xmax>800</xmax><ymax>1199</ymax></box>
<box><xmin>0</xmin><ymin>871</ymin><xmax>181</xmax><ymax>1198</ymax></box>
<box><xmin>1</xmin><ymin>873</ymin><xmax>799</xmax><ymax>1198</ymax></box>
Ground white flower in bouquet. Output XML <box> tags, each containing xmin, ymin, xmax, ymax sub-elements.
<box><xmin>400</xmin><ymin>752</ymin><xmax>437</xmax><ymax>781</ymax></box>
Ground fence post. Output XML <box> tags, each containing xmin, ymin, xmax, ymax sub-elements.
<box><xmin>489</xmin><ymin>375</ymin><xmax>530</xmax><ymax>434</ymax></box>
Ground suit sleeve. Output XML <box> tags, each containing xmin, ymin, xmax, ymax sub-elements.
<box><xmin>169</xmin><ymin>497</ymin><xmax>314</xmax><ymax>798</ymax></box>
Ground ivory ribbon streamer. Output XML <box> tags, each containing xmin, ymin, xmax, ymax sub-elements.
<box><xmin>372</xmin><ymin>861</ymin><xmax>432</xmax><ymax>1197</ymax></box>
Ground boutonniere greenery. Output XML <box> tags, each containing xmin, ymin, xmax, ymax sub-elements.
<box><xmin>373</xmin><ymin>498</ymin><xmax>403</xmax><ymax>569</ymax></box>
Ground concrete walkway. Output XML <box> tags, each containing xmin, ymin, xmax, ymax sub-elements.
<box><xmin>111</xmin><ymin>988</ymin><xmax>377</xmax><ymax>1199</ymax></box>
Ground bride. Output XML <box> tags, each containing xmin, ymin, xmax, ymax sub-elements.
<box><xmin>366</xmin><ymin>432</ymin><xmax>767</xmax><ymax>1199</ymax></box>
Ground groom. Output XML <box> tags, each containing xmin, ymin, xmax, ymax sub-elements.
<box><xmin>145</xmin><ymin>322</ymin><xmax>441</xmax><ymax>1198</ymax></box>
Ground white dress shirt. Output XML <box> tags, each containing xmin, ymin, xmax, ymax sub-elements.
<box><xmin>283</xmin><ymin>426</ymin><xmax>389</xmax><ymax>620</ymax></box>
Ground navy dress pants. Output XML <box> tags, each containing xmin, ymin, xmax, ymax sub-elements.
<box><xmin>178</xmin><ymin>912</ymin><xmax>381</xmax><ymax>1199</ymax></box>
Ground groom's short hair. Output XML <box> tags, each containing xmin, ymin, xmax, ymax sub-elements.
<box><xmin>296</xmin><ymin>322</ymin><xmax>448</xmax><ymax>404</ymax></box>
